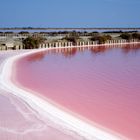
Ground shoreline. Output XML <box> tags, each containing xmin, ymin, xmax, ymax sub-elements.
<box><xmin>0</xmin><ymin>45</ymin><xmax>131</xmax><ymax>140</ymax></box>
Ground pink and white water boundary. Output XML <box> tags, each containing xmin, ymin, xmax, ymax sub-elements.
<box><xmin>0</xmin><ymin>43</ymin><xmax>140</xmax><ymax>140</ymax></box>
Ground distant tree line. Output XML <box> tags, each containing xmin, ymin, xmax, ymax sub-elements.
<box><xmin>90</xmin><ymin>34</ymin><xmax>112</xmax><ymax>44</ymax></box>
<box><xmin>120</xmin><ymin>32</ymin><xmax>140</xmax><ymax>40</ymax></box>
<box><xmin>0</xmin><ymin>30</ymin><xmax>140</xmax><ymax>38</ymax></box>
<box><xmin>5</xmin><ymin>30</ymin><xmax>140</xmax><ymax>49</ymax></box>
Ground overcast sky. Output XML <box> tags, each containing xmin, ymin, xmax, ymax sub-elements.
<box><xmin>0</xmin><ymin>0</ymin><xmax>140</xmax><ymax>27</ymax></box>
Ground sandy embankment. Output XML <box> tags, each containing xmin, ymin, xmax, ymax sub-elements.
<box><xmin>0</xmin><ymin>48</ymin><xmax>129</xmax><ymax>140</ymax></box>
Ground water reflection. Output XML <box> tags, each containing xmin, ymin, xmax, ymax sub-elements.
<box><xmin>61</xmin><ymin>48</ymin><xmax>77</xmax><ymax>58</ymax></box>
<box><xmin>26</xmin><ymin>47</ymin><xmax>86</xmax><ymax>62</ymax></box>
<box><xmin>26</xmin><ymin>44</ymin><xmax>140</xmax><ymax>62</ymax></box>
<box><xmin>90</xmin><ymin>45</ymin><xmax>107</xmax><ymax>54</ymax></box>
<box><xmin>26</xmin><ymin>51</ymin><xmax>47</xmax><ymax>62</ymax></box>
<box><xmin>122</xmin><ymin>44</ymin><xmax>140</xmax><ymax>54</ymax></box>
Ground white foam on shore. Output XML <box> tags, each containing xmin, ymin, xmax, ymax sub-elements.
<box><xmin>0</xmin><ymin>48</ymin><xmax>129</xmax><ymax>140</ymax></box>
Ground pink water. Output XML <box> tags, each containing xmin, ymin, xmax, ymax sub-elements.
<box><xmin>0</xmin><ymin>51</ymin><xmax>81</xmax><ymax>140</ymax></box>
<box><xmin>15</xmin><ymin>44</ymin><xmax>140</xmax><ymax>140</ymax></box>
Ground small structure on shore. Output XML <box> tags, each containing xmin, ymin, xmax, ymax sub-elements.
<box><xmin>0</xmin><ymin>40</ymin><xmax>23</xmax><ymax>50</ymax></box>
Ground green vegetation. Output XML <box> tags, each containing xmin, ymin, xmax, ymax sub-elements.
<box><xmin>23</xmin><ymin>36</ymin><xmax>45</xmax><ymax>49</ymax></box>
<box><xmin>90</xmin><ymin>34</ymin><xmax>112</xmax><ymax>44</ymax></box>
<box><xmin>62</xmin><ymin>31</ymin><xmax>80</xmax><ymax>45</ymax></box>
<box><xmin>19</xmin><ymin>31</ymin><xmax>29</xmax><ymax>34</ymax></box>
<box><xmin>120</xmin><ymin>32</ymin><xmax>140</xmax><ymax>40</ymax></box>
<box><xmin>132</xmin><ymin>33</ymin><xmax>140</xmax><ymax>40</ymax></box>
<box><xmin>120</xmin><ymin>33</ymin><xmax>132</xmax><ymax>40</ymax></box>
<box><xmin>1</xmin><ymin>30</ymin><xmax>140</xmax><ymax>50</ymax></box>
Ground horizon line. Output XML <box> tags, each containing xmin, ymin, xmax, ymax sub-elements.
<box><xmin>0</xmin><ymin>27</ymin><xmax>140</xmax><ymax>31</ymax></box>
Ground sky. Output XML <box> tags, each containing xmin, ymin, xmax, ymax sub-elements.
<box><xmin>0</xmin><ymin>0</ymin><xmax>140</xmax><ymax>27</ymax></box>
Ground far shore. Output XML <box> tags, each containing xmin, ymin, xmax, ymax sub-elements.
<box><xmin>1</xmin><ymin>30</ymin><xmax>140</xmax><ymax>50</ymax></box>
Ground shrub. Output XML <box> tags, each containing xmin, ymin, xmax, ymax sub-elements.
<box><xmin>23</xmin><ymin>36</ymin><xmax>45</xmax><ymax>49</ymax></box>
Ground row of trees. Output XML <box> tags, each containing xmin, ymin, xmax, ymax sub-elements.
<box><xmin>22</xmin><ymin>32</ymin><xmax>140</xmax><ymax>49</ymax></box>
<box><xmin>120</xmin><ymin>33</ymin><xmax>140</xmax><ymax>40</ymax></box>
<box><xmin>63</xmin><ymin>32</ymin><xmax>113</xmax><ymax>44</ymax></box>
<box><xmin>90</xmin><ymin>34</ymin><xmax>112</xmax><ymax>44</ymax></box>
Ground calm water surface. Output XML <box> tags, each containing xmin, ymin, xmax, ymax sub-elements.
<box><xmin>15</xmin><ymin>44</ymin><xmax>140</xmax><ymax>140</ymax></box>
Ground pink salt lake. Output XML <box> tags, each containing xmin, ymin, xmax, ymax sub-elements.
<box><xmin>15</xmin><ymin>44</ymin><xmax>140</xmax><ymax>140</ymax></box>
<box><xmin>0</xmin><ymin>51</ymin><xmax>81</xmax><ymax>140</ymax></box>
